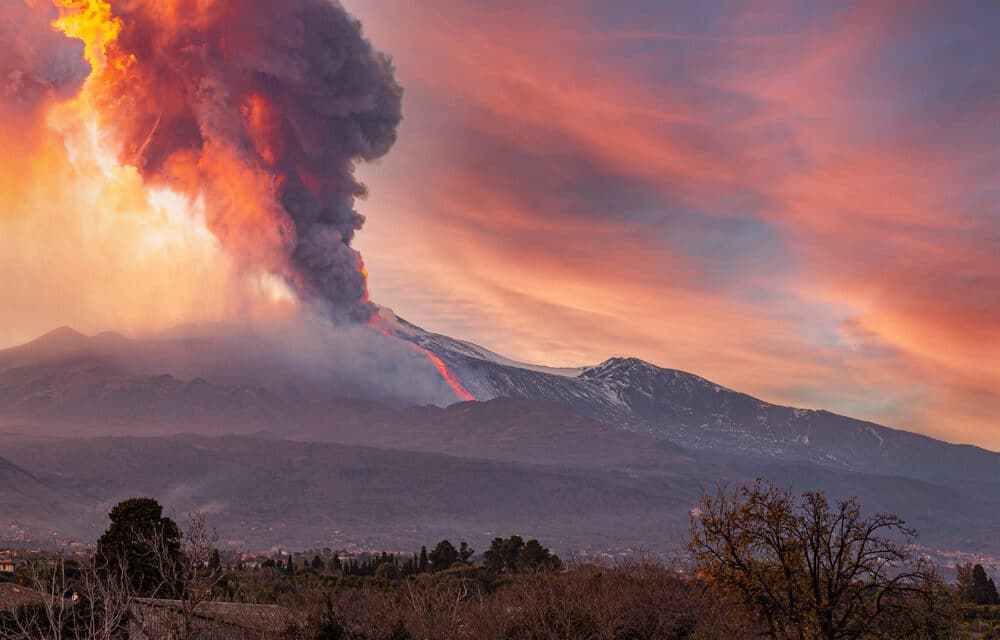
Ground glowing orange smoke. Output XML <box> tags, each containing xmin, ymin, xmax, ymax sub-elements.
<box><xmin>242</xmin><ymin>93</ymin><xmax>282</xmax><ymax>169</ymax></box>
<box><xmin>49</xmin><ymin>0</ymin><xmax>399</xmax><ymax>323</ymax></box>
<box><xmin>357</xmin><ymin>254</ymin><xmax>371</xmax><ymax>303</ymax></box>
<box><xmin>41</xmin><ymin>0</ymin><xmax>465</xmax><ymax>401</ymax></box>
<box><xmin>369</xmin><ymin>314</ymin><xmax>475</xmax><ymax>402</ymax></box>
<box><xmin>52</xmin><ymin>0</ymin><xmax>124</xmax><ymax>73</ymax></box>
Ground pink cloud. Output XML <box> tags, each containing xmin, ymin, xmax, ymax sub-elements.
<box><xmin>347</xmin><ymin>0</ymin><xmax>1000</xmax><ymax>448</ymax></box>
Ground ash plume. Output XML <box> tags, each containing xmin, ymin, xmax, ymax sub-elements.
<box><xmin>0</xmin><ymin>1</ymin><xmax>88</xmax><ymax>116</ymax></box>
<box><xmin>79</xmin><ymin>0</ymin><xmax>403</xmax><ymax>323</ymax></box>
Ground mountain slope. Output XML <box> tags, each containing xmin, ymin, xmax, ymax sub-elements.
<box><xmin>1</xmin><ymin>434</ymin><xmax>700</xmax><ymax>551</ymax></box>
<box><xmin>294</xmin><ymin>397</ymin><xmax>690</xmax><ymax>471</ymax></box>
<box><xmin>3</xmin><ymin>319</ymin><xmax>1000</xmax><ymax>554</ymax></box>
<box><xmin>384</xmin><ymin>312</ymin><xmax>1000</xmax><ymax>489</ymax></box>
<box><xmin>0</xmin><ymin>453</ymin><xmax>88</xmax><ymax>541</ymax></box>
<box><xmin>5</xmin><ymin>433</ymin><xmax>1000</xmax><ymax>553</ymax></box>
<box><xmin>4</xmin><ymin>319</ymin><xmax>999</xmax><ymax>490</ymax></box>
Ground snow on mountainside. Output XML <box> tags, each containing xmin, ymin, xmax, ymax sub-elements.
<box><xmin>376</xmin><ymin>309</ymin><xmax>585</xmax><ymax>378</ymax></box>
<box><xmin>383</xmin><ymin>310</ymin><xmax>1000</xmax><ymax>488</ymax></box>
<box><xmin>4</xmin><ymin>314</ymin><xmax>1000</xmax><ymax>493</ymax></box>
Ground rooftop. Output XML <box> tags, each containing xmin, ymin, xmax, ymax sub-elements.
<box><xmin>0</xmin><ymin>583</ymin><xmax>53</xmax><ymax>611</ymax></box>
<box><xmin>131</xmin><ymin>598</ymin><xmax>300</xmax><ymax>631</ymax></box>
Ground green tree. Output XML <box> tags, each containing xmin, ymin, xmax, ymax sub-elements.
<box><xmin>418</xmin><ymin>546</ymin><xmax>428</xmax><ymax>573</ymax></box>
<box><xmin>311</xmin><ymin>555</ymin><xmax>324</xmax><ymax>572</ymax></box>
<box><xmin>484</xmin><ymin>536</ymin><xmax>560</xmax><ymax>573</ymax></box>
<box><xmin>208</xmin><ymin>549</ymin><xmax>222</xmax><ymax>572</ymax></box>
<box><xmin>459</xmin><ymin>541</ymin><xmax>475</xmax><ymax>564</ymax></box>
<box><xmin>518</xmin><ymin>539</ymin><xmax>561</xmax><ymax>572</ymax></box>
<box><xmin>971</xmin><ymin>564</ymin><xmax>1000</xmax><ymax>605</ymax></box>
<box><xmin>95</xmin><ymin>497</ymin><xmax>180</xmax><ymax>596</ymax></box>
<box><xmin>375</xmin><ymin>559</ymin><xmax>401</xmax><ymax>581</ymax></box>
<box><xmin>689</xmin><ymin>480</ymin><xmax>948</xmax><ymax>640</ymax></box>
<box><xmin>429</xmin><ymin>540</ymin><xmax>459</xmax><ymax>572</ymax></box>
<box><xmin>484</xmin><ymin>535</ymin><xmax>523</xmax><ymax>573</ymax></box>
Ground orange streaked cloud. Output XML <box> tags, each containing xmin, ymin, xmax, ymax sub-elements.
<box><xmin>345</xmin><ymin>0</ymin><xmax>1000</xmax><ymax>448</ymax></box>
<box><xmin>0</xmin><ymin>1</ymin><xmax>294</xmax><ymax>346</ymax></box>
<box><xmin>1</xmin><ymin>0</ymin><xmax>996</xmax><ymax>451</ymax></box>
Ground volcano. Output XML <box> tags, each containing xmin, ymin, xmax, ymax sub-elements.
<box><xmin>2</xmin><ymin>314</ymin><xmax>999</xmax><ymax>553</ymax></box>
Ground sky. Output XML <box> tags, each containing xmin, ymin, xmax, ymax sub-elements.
<box><xmin>341</xmin><ymin>0</ymin><xmax>1000</xmax><ymax>448</ymax></box>
<box><xmin>0</xmin><ymin>1</ymin><xmax>997</xmax><ymax>449</ymax></box>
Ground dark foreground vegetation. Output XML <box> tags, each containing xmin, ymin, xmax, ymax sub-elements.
<box><xmin>2</xmin><ymin>482</ymin><xmax>999</xmax><ymax>639</ymax></box>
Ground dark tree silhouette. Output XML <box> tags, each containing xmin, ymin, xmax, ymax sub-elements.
<box><xmin>208</xmin><ymin>549</ymin><xmax>222</xmax><ymax>572</ymax></box>
<box><xmin>484</xmin><ymin>535</ymin><xmax>560</xmax><ymax>573</ymax></box>
<box><xmin>459</xmin><ymin>541</ymin><xmax>475</xmax><ymax>564</ymax></box>
<box><xmin>519</xmin><ymin>539</ymin><xmax>561</xmax><ymax>572</ymax></box>
<box><xmin>95</xmin><ymin>497</ymin><xmax>180</xmax><ymax>596</ymax></box>
<box><xmin>969</xmin><ymin>564</ymin><xmax>1000</xmax><ymax>605</ymax></box>
<box><xmin>484</xmin><ymin>536</ymin><xmax>524</xmax><ymax>574</ymax></box>
<box><xmin>428</xmin><ymin>540</ymin><xmax>459</xmax><ymax>572</ymax></box>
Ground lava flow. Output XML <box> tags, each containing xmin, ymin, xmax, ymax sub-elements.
<box><xmin>358</xmin><ymin>255</ymin><xmax>471</xmax><ymax>402</ymax></box>
<box><xmin>369</xmin><ymin>315</ymin><xmax>475</xmax><ymax>402</ymax></box>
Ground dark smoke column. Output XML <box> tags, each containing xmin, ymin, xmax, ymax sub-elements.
<box><xmin>82</xmin><ymin>0</ymin><xmax>403</xmax><ymax>323</ymax></box>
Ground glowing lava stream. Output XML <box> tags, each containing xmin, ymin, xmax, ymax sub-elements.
<box><xmin>369</xmin><ymin>316</ymin><xmax>476</xmax><ymax>402</ymax></box>
<box><xmin>359</xmin><ymin>257</ymin><xmax>472</xmax><ymax>401</ymax></box>
<box><xmin>52</xmin><ymin>0</ymin><xmax>471</xmax><ymax>401</ymax></box>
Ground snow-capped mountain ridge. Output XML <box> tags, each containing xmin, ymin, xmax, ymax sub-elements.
<box><xmin>3</xmin><ymin>322</ymin><xmax>1000</xmax><ymax>553</ymax></box>
<box><xmin>5</xmin><ymin>316</ymin><xmax>1000</xmax><ymax>493</ymax></box>
<box><xmin>388</xmin><ymin>312</ymin><xmax>1000</xmax><ymax>487</ymax></box>
<box><xmin>381</xmin><ymin>309</ymin><xmax>586</xmax><ymax>378</ymax></box>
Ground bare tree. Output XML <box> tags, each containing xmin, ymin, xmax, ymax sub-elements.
<box><xmin>131</xmin><ymin>512</ymin><xmax>224</xmax><ymax>640</ymax></box>
<box><xmin>74</xmin><ymin>552</ymin><xmax>133</xmax><ymax>640</ymax></box>
<box><xmin>955</xmin><ymin>563</ymin><xmax>975</xmax><ymax>603</ymax></box>
<box><xmin>689</xmin><ymin>480</ymin><xmax>951</xmax><ymax>640</ymax></box>
<box><xmin>0</xmin><ymin>558</ymin><xmax>73</xmax><ymax>640</ymax></box>
<box><xmin>402</xmin><ymin>577</ymin><xmax>472</xmax><ymax>640</ymax></box>
<box><xmin>0</xmin><ymin>554</ymin><xmax>132</xmax><ymax>640</ymax></box>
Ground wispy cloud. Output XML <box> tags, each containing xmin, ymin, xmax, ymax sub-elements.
<box><xmin>348</xmin><ymin>0</ymin><xmax>1000</xmax><ymax>448</ymax></box>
